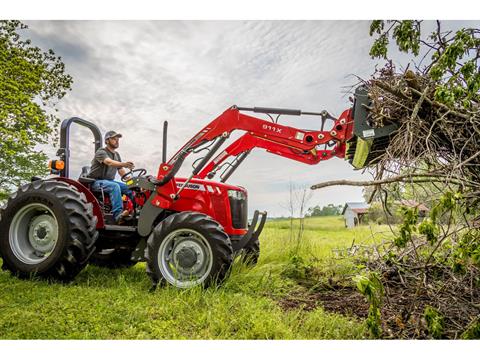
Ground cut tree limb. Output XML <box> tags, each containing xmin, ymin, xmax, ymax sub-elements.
<box><xmin>310</xmin><ymin>173</ymin><xmax>464</xmax><ymax>190</ymax></box>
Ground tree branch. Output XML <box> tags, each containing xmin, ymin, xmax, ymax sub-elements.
<box><xmin>310</xmin><ymin>173</ymin><xmax>464</xmax><ymax>190</ymax></box>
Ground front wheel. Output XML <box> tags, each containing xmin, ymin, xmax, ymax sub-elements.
<box><xmin>145</xmin><ymin>212</ymin><xmax>233</xmax><ymax>289</ymax></box>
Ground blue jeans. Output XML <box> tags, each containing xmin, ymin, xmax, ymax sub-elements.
<box><xmin>92</xmin><ymin>180</ymin><xmax>133</xmax><ymax>220</ymax></box>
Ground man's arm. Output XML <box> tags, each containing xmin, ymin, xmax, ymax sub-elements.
<box><xmin>95</xmin><ymin>149</ymin><xmax>134</xmax><ymax>177</ymax></box>
<box><xmin>103</xmin><ymin>157</ymin><xmax>134</xmax><ymax>169</ymax></box>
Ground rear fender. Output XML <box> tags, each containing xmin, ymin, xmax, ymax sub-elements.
<box><xmin>48</xmin><ymin>177</ymin><xmax>105</xmax><ymax>228</ymax></box>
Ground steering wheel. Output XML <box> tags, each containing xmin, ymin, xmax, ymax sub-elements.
<box><xmin>121</xmin><ymin>168</ymin><xmax>147</xmax><ymax>182</ymax></box>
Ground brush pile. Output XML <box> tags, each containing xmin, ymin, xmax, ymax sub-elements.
<box><xmin>352</xmin><ymin>63</ymin><xmax>480</xmax><ymax>339</ymax></box>
<box><xmin>360</xmin><ymin>61</ymin><xmax>480</xmax><ymax>194</ymax></box>
<box><xmin>366</xmin><ymin>239</ymin><xmax>480</xmax><ymax>339</ymax></box>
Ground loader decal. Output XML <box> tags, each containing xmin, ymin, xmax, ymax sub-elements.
<box><xmin>262</xmin><ymin>124</ymin><xmax>282</xmax><ymax>134</ymax></box>
<box><xmin>176</xmin><ymin>182</ymin><xmax>206</xmax><ymax>191</ymax></box>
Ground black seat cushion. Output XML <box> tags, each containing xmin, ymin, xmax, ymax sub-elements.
<box><xmin>78</xmin><ymin>177</ymin><xmax>95</xmax><ymax>185</ymax></box>
<box><xmin>78</xmin><ymin>165</ymin><xmax>95</xmax><ymax>185</ymax></box>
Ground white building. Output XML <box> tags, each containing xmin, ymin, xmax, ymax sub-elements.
<box><xmin>342</xmin><ymin>202</ymin><xmax>369</xmax><ymax>228</ymax></box>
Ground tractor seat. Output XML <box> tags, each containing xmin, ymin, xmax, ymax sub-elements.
<box><xmin>78</xmin><ymin>166</ymin><xmax>95</xmax><ymax>186</ymax></box>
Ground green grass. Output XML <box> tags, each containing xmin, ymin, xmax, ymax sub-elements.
<box><xmin>0</xmin><ymin>216</ymin><xmax>392</xmax><ymax>339</ymax></box>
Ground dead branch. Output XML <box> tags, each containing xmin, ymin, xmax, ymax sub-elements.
<box><xmin>311</xmin><ymin>173</ymin><xmax>464</xmax><ymax>190</ymax></box>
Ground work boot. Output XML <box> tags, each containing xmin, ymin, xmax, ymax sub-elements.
<box><xmin>115</xmin><ymin>209</ymin><xmax>130</xmax><ymax>225</ymax></box>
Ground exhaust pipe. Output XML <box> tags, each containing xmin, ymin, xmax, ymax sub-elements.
<box><xmin>162</xmin><ymin>121</ymin><xmax>168</xmax><ymax>163</ymax></box>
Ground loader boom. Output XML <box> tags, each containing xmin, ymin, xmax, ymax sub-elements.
<box><xmin>151</xmin><ymin>105</ymin><xmax>355</xmax><ymax>207</ymax></box>
<box><xmin>168</xmin><ymin>107</ymin><xmax>353</xmax><ymax>165</ymax></box>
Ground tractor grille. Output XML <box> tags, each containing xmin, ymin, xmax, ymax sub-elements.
<box><xmin>211</xmin><ymin>195</ymin><xmax>228</xmax><ymax>225</ymax></box>
<box><xmin>228</xmin><ymin>191</ymin><xmax>248</xmax><ymax>229</ymax></box>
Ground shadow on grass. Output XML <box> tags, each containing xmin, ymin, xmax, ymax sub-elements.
<box><xmin>0</xmin><ymin>257</ymin><xmax>274</xmax><ymax>295</ymax></box>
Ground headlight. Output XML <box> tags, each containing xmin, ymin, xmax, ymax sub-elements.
<box><xmin>228</xmin><ymin>189</ymin><xmax>246</xmax><ymax>201</ymax></box>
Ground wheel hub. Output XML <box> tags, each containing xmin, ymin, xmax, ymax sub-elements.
<box><xmin>9</xmin><ymin>203</ymin><xmax>59</xmax><ymax>264</ymax></box>
<box><xmin>28</xmin><ymin>214</ymin><xmax>58</xmax><ymax>253</ymax></box>
<box><xmin>173</xmin><ymin>239</ymin><xmax>205</xmax><ymax>273</ymax></box>
<box><xmin>157</xmin><ymin>229</ymin><xmax>213</xmax><ymax>288</ymax></box>
<box><xmin>175</xmin><ymin>247</ymin><xmax>197</xmax><ymax>268</ymax></box>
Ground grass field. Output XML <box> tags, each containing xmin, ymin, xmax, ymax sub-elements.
<box><xmin>0</xmin><ymin>216</ymin><xmax>393</xmax><ymax>339</ymax></box>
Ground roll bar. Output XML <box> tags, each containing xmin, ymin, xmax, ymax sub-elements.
<box><xmin>57</xmin><ymin>117</ymin><xmax>102</xmax><ymax>178</ymax></box>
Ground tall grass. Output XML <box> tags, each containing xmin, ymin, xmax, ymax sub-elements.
<box><xmin>0</xmin><ymin>216</ymin><xmax>391</xmax><ymax>339</ymax></box>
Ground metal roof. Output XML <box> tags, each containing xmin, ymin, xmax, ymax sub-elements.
<box><xmin>342</xmin><ymin>202</ymin><xmax>370</xmax><ymax>215</ymax></box>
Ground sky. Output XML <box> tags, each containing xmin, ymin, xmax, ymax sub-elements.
<box><xmin>22</xmin><ymin>20</ymin><xmax>479</xmax><ymax>217</ymax></box>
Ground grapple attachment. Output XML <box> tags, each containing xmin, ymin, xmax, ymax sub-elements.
<box><xmin>345</xmin><ymin>86</ymin><xmax>399</xmax><ymax>169</ymax></box>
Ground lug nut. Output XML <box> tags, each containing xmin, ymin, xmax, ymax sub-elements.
<box><xmin>330</xmin><ymin>130</ymin><xmax>337</xmax><ymax>137</ymax></box>
<box><xmin>163</xmin><ymin>166</ymin><xmax>169</xmax><ymax>171</ymax></box>
<box><xmin>318</xmin><ymin>134</ymin><xmax>325</xmax><ymax>139</ymax></box>
<box><xmin>339</xmin><ymin>119</ymin><xmax>346</xmax><ymax>125</ymax></box>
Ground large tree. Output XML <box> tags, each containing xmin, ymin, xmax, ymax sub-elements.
<box><xmin>0</xmin><ymin>20</ymin><xmax>72</xmax><ymax>200</ymax></box>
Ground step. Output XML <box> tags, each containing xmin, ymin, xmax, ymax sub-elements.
<box><xmin>103</xmin><ymin>225</ymin><xmax>138</xmax><ymax>232</ymax></box>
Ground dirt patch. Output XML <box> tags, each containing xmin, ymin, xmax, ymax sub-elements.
<box><xmin>277</xmin><ymin>286</ymin><xmax>369</xmax><ymax>319</ymax></box>
<box><xmin>317</xmin><ymin>288</ymin><xmax>369</xmax><ymax>318</ymax></box>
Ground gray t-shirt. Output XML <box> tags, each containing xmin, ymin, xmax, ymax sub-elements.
<box><xmin>87</xmin><ymin>147</ymin><xmax>122</xmax><ymax>180</ymax></box>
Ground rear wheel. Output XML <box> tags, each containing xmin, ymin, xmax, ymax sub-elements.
<box><xmin>145</xmin><ymin>212</ymin><xmax>233</xmax><ymax>289</ymax></box>
<box><xmin>0</xmin><ymin>181</ymin><xmax>98</xmax><ymax>281</ymax></box>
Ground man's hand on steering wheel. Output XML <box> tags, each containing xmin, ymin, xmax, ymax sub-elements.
<box><xmin>121</xmin><ymin>168</ymin><xmax>147</xmax><ymax>182</ymax></box>
<box><xmin>122</xmin><ymin>161</ymin><xmax>135</xmax><ymax>170</ymax></box>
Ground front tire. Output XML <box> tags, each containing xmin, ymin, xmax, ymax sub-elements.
<box><xmin>145</xmin><ymin>212</ymin><xmax>233</xmax><ymax>289</ymax></box>
<box><xmin>0</xmin><ymin>181</ymin><xmax>98</xmax><ymax>281</ymax></box>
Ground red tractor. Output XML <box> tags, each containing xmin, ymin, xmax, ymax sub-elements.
<box><xmin>0</xmin><ymin>87</ymin><xmax>395</xmax><ymax>289</ymax></box>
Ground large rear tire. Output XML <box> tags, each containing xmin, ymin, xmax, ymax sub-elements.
<box><xmin>0</xmin><ymin>181</ymin><xmax>98</xmax><ymax>281</ymax></box>
<box><xmin>145</xmin><ymin>212</ymin><xmax>233</xmax><ymax>289</ymax></box>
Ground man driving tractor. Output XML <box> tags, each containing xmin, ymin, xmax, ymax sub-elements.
<box><xmin>87</xmin><ymin>130</ymin><xmax>136</xmax><ymax>224</ymax></box>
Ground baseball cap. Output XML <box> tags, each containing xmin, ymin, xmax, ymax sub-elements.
<box><xmin>104</xmin><ymin>130</ymin><xmax>122</xmax><ymax>142</ymax></box>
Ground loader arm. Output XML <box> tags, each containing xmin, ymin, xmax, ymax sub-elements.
<box><xmin>167</xmin><ymin>107</ymin><xmax>353</xmax><ymax>165</ymax></box>
<box><xmin>196</xmin><ymin>131</ymin><xmax>340</xmax><ymax>181</ymax></box>
<box><xmin>151</xmin><ymin>106</ymin><xmax>354</xmax><ymax>207</ymax></box>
